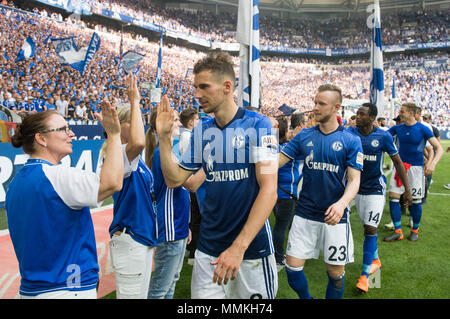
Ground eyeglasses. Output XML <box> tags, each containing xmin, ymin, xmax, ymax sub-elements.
<box><xmin>40</xmin><ymin>126</ymin><xmax>73</xmax><ymax>135</ymax></box>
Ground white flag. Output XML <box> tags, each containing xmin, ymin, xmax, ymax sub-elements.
<box><xmin>237</xmin><ymin>0</ymin><xmax>261</xmax><ymax>108</ymax></box>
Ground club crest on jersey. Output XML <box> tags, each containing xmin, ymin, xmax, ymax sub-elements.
<box><xmin>232</xmin><ymin>134</ymin><xmax>245</xmax><ymax>149</ymax></box>
<box><xmin>371</xmin><ymin>139</ymin><xmax>380</xmax><ymax>148</ymax></box>
<box><xmin>332</xmin><ymin>141</ymin><xmax>343</xmax><ymax>152</ymax></box>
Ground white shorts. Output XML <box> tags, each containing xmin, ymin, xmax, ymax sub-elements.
<box><xmin>19</xmin><ymin>288</ymin><xmax>97</xmax><ymax>299</ymax></box>
<box><xmin>286</xmin><ymin>215</ymin><xmax>354</xmax><ymax>266</ymax></box>
<box><xmin>389</xmin><ymin>165</ymin><xmax>425</xmax><ymax>199</ymax></box>
<box><xmin>191</xmin><ymin>250</ymin><xmax>278</xmax><ymax>299</ymax></box>
<box><xmin>355</xmin><ymin>194</ymin><xmax>385</xmax><ymax>228</ymax></box>
<box><xmin>110</xmin><ymin>231</ymin><xmax>155</xmax><ymax>299</ymax></box>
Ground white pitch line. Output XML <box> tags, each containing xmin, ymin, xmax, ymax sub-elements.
<box><xmin>429</xmin><ymin>193</ymin><xmax>450</xmax><ymax>196</ymax></box>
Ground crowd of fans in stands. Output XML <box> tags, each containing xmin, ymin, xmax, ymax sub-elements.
<box><xmin>0</xmin><ymin>2</ymin><xmax>448</xmax><ymax>129</ymax></box>
<box><xmin>87</xmin><ymin>0</ymin><xmax>449</xmax><ymax>49</ymax></box>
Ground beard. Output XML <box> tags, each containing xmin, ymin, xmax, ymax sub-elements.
<box><xmin>316</xmin><ymin>112</ymin><xmax>334</xmax><ymax>124</ymax></box>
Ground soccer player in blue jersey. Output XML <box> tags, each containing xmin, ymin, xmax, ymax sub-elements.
<box><xmin>155</xmin><ymin>51</ymin><xmax>278</xmax><ymax>299</ymax></box>
<box><xmin>104</xmin><ymin>75</ymin><xmax>157</xmax><ymax>299</ymax></box>
<box><xmin>278</xmin><ymin>84</ymin><xmax>363</xmax><ymax>299</ymax></box>
<box><xmin>348</xmin><ymin>102</ymin><xmax>411</xmax><ymax>293</ymax></box>
<box><xmin>384</xmin><ymin>103</ymin><xmax>443</xmax><ymax>242</ymax></box>
<box><xmin>6</xmin><ymin>105</ymin><xmax>123</xmax><ymax>299</ymax></box>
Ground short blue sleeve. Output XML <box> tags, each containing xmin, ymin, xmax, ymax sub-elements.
<box><xmin>280</xmin><ymin>131</ymin><xmax>304</xmax><ymax>160</ymax></box>
<box><xmin>382</xmin><ymin>131</ymin><xmax>398</xmax><ymax>157</ymax></box>
<box><xmin>346</xmin><ymin>134</ymin><xmax>364</xmax><ymax>171</ymax></box>
<box><xmin>179</xmin><ymin>126</ymin><xmax>203</xmax><ymax>171</ymax></box>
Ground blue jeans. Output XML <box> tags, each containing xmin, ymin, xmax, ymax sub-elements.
<box><xmin>147</xmin><ymin>237</ymin><xmax>187</xmax><ymax>299</ymax></box>
<box><xmin>273</xmin><ymin>198</ymin><xmax>297</xmax><ymax>264</ymax></box>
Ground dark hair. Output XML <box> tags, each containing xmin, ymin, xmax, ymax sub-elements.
<box><xmin>193</xmin><ymin>51</ymin><xmax>236</xmax><ymax>87</ymax></box>
<box><xmin>362</xmin><ymin>102</ymin><xmax>378</xmax><ymax>118</ymax></box>
<box><xmin>277</xmin><ymin>117</ymin><xmax>289</xmax><ymax>144</ymax></box>
<box><xmin>11</xmin><ymin>110</ymin><xmax>59</xmax><ymax>154</ymax></box>
<box><xmin>350</xmin><ymin>115</ymin><xmax>356</xmax><ymax>120</ymax></box>
<box><xmin>290</xmin><ymin>112</ymin><xmax>306</xmax><ymax>130</ymax></box>
<box><xmin>179</xmin><ymin>108</ymin><xmax>198</xmax><ymax>128</ymax></box>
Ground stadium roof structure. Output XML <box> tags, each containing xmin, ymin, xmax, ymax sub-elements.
<box><xmin>185</xmin><ymin>0</ymin><xmax>450</xmax><ymax>13</ymax></box>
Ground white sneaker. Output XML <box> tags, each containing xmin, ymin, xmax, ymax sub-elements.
<box><xmin>444</xmin><ymin>184</ymin><xmax>450</xmax><ymax>190</ymax></box>
<box><xmin>384</xmin><ymin>221</ymin><xmax>394</xmax><ymax>230</ymax></box>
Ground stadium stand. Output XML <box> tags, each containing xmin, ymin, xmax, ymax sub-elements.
<box><xmin>0</xmin><ymin>1</ymin><xmax>448</xmax><ymax>132</ymax></box>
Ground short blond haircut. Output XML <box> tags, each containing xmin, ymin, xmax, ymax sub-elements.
<box><xmin>317</xmin><ymin>84</ymin><xmax>343</xmax><ymax>104</ymax></box>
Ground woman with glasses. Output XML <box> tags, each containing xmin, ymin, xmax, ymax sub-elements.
<box><xmin>5</xmin><ymin>102</ymin><xmax>123</xmax><ymax>299</ymax></box>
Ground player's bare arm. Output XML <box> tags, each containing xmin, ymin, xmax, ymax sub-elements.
<box><xmin>156</xmin><ymin>95</ymin><xmax>193</xmax><ymax>187</ymax></box>
<box><xmin>211</xmin><ymin>160</ymin><xmax>278</xmax><ymax>285</ymax></box>
<box><xmin>324</xmin><ymin>166</ymin><xmax>360</xmax><ymax>226</ymax></box>
<box><xmin>278</xmin><ymin>152</ymin><xmax>292</xmax><ymax>168</ymax></box>
<box><xmin>182</xmin><ymin>168</ymin><xmax>206</xmax><ymax>192</ymax></box>
<box><xmin>425</xmin><ymin>137</ymin><xmax>443</xmax><ymax>176</ymax></box>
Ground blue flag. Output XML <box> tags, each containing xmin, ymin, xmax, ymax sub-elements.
<box><xmin>16</xmin><ymin>36</ymin><xmax>36</xmax><ymax>62</ymax></box>
<box><xmin>52</xmin><ymin>33</ymin><xmax>100</xmax><ymax>76</ymax></box>
<box><xmin>237</xmin><ymin>0</ymin><xmax>261</xmax><ymax>108</ymax></box>
<box><xmin>119</xmin><ymin>50</ymin><xmax>145</xmax><ymax>75</ymax></box>
<box><xmin>278</xmin><ymin>104</ymin><xmax>296</xmax><ymax>116</ymax></box>
<box><xmin>369</xmin><ymin>0</ymin><xmax>385</xmax><ymax>116</ymax></box>
<box><xmin>392</xmin><ymin>75</ymin><xmax>396</xmax><ymax>99</ymax></box>
<box><xmin>155</xmin><ymin>30</ymin><xmax>163</xmax><ymax>88</ymax></box>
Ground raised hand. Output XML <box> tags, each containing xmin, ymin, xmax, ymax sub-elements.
<box><xmin>126</xmin><ymin>73</ymin><xmax>140</xmax><ymax>104</ymax></box>
<box><xmin>95</xmin><ymin>100</ymin><xmax>120</xmax><ymax>136</ymax></box>
<box><xmin>156</xmin><ymin>94</ymin><xmax>174</xmax><ymax>137</ymax></box>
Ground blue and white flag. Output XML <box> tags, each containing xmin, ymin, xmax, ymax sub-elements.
<box><xmin>118</xmin><ymin>50</ymin><xmax>145</xmax><ymax>75</ymax></box>
<box><xmin>236</xmin><ymin>0</ymin><xmax>261</xmax><ymax>108</ymax></box>
<box><xmin>155</xmin><ymin>30</ymin><xmax>163</xmax><ymax>88</ymax></box>
<box><xmin>392</xmin><ymin>75</ymin><xmax>396</xmax><ymax>99</ymax></box>
<box><xmin>369</xmin><ymin>0</ymin><xmax>385</xmax><ymax>116</ymax></box>
<box><xmin>16</xmin><ymin>36</ymin><xmax>36</xmax><ymax>62</ymax></box>
<box><xmin>52</xmin><ymin>33</ymin><xmax>100</xmax><ymax>76</ymax></box>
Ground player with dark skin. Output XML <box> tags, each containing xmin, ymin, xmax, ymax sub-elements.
<box><xmin>355</xmin><ymin>105</ymin><xmax>413</xmax><ymax>239</ymax></box>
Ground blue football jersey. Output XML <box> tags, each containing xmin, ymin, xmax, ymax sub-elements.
<box><xmin>179</xmin><ymin>108</ymin><xmax>277</xmax><ymax>259</ymax></box>
<box><xmin>281</xmin><ymin>125</ymin><xmax>363</xmax><ymax>223</ymax></box>
<box><xmin>388</xmin><ymin>122</ymin><xmax>434</xmax><ymax>166</ymax></box>
<box><xmin>6</xmin><ymin>159</ymin><xmax>99</xmax><ymax>296</ymax></box>
<box><xmin>152</xmin><ymin>146</ymin><xmax>190</xmax><ymax>243</ymax></box>
<box><xmin>348</xmin><ymin>126</ymin><xmax>398</xmax><ymax>195</ymax></box>
<box><xmin>110</xmin><ymin>154</ymin><xmax>157</xmax><ymax>247</ymax></box>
